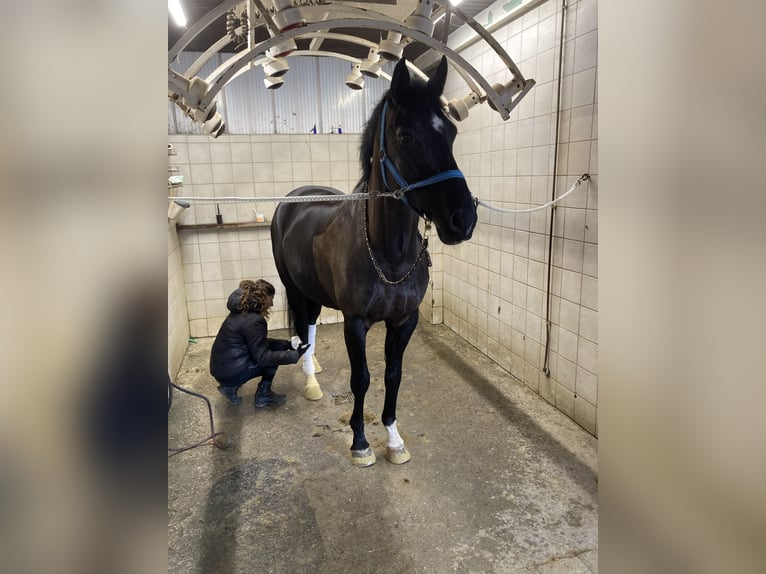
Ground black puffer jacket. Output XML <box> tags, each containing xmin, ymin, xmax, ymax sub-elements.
<box><xmin>209</xmin><ymin>288</ymin><xmax>299</xmax><ymax>380</ymax></box>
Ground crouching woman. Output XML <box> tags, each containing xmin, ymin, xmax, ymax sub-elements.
<box><xmin>209</xmin><ymin>279</ymin><xmax>309</xmax><ymax>407</ymax></box>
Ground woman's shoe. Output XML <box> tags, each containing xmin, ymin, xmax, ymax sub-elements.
<box><xmin>217</xmin><ymin>385</ymin><xmax>243</xmax><ymax>405</ymax></box>
<box><xmin>255</xmin><ymin>380</ymin><xmax>286</xmax><ymax>408</ymax></box>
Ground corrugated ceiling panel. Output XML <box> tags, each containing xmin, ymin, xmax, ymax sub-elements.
<box><xmin>317</xmin><ymin>58</ymin><xmax>366</xmax><ymax>134</ymax></box>
<box><xmin>220</xmin><ymin>62</ymin><xmax>275</xmax><ymax>134</ymax></box>
<box><xmin>273</xmin><ymin>57</ymin><xmax>320</xmax><ymax>134</ymax></box>
<box><xmin>169</xmin><ymin>54</ymin><xmax>398</xmax><ymax>135</ymax></box>
<box><xmin>362</xmin><ymin>61</ymin><xmax>394</xmax><ymax>126</ymax></box>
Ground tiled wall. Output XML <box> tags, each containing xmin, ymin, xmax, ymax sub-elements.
<box><xmin>438</xmin><ymin>0</ymin><xmax>598</xmax><ymax>434</ymax></box>
<box><xmin>168</xmin><ymin>222</ymin><xmax>190</xmax><ymax>379</ymax></box>
<box><xmin>168</xmin><ymin>133</ymin><xmax>362</xmax><ymax>338</ymax></box>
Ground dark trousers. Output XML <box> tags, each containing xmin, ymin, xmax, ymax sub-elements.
<box><xmin>217</xmin><ymin>364</ymin><xmax>278</xmax><ymax>389</ymax></box>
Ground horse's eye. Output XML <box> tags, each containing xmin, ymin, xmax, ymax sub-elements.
<box><xmin>399</xmin><ymin>132</ymin><xmax>414</xmax><ymax>143</ymax></box>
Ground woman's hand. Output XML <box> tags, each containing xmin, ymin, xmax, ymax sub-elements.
<box><xmin>296</xmin><ymin>343</ymin><xmax>311</xmax><ymax>358</ymax></box>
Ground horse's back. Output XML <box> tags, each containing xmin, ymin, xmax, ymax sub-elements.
<box><xmin>286</xmin><ymin>185</ymin><xmax>344</xmax><ymax>198</ymax></box>
<box><xmin>271</xmin><ymin>186</ymin><xmax>354</xmax><ymax>309</ymax></box>
<box><xmin>273</xmin><ymin>186</ymin><xmax>346</xmax><ymax>230</ymax></box>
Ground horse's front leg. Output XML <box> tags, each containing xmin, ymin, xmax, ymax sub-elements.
<box><xmin>344</xmin><ymin>315</ymin><xmax>375</xmax><ymax>467</ymax></box>
<box><xmin>382</xmin><ymin>311</ymin><xmax>419</xmax><ymax>464</ymax></box>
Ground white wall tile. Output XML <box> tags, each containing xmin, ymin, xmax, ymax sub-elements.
<box><xmin>569</xmin><ymin>105</ymin><xmax>594</xmax><ymax>142</ymax></box>
<box><xmin>574</xmin><ymin>396</ymin><xmax>596</xmax><ymax>433</ymax></box>
<box><xmin>212</xmin><ymin>163</ymin><xmax>234</xmax><ymax>184</ymax></box>
<box><xmin>201</xmin><ymin>262</ymin><xmax>223</xmax><ymax>281</ymax></box>
<box><xmin>579</xmin><ymin>306</ymin><xmax>598</xmax><ymax>343</ymax></box>
<box><xmin>576</xmin><ymin>366</ymin><xmax>597</xmax><ymax>405</ymax></box>
<box><xmin>576</xmin><ymin>0</ymin><xmax>598</xmax><ymax>36</ymax></box>
<box><xmin>559</xmin><ymin>298</ymin><xmax>580</xmax><ymax>333</ymax></box>
<box><xmin>199</xmin><ymin>243</ymin><xmax>220</xmax><ymax>262</ymax></box>
<box><xmin>188</xmin><ymin>142</ymin><xmax>211</xmax><ymax>163</ymax></box>
<box><xmin>210</xmin><ymin>142</ymin><xmax>232</xmax><ymax>163</ymax></box>
<box><xmin>272</xmin><ymin>142</ymin><xmax>292</xmax><ymax>161</ymax></box>
<box><xmin>573</xmin><ymin>30</ymin><xmax>598</xmax><ymax>73</ymax></box>
<box><xmin>558</xmin><ymin>327</ymin><xmax>578</xmax><ymax>363</ymax></box>
<box><xmin>557</xmin><ymin>356</ymin><xmax>576</xmax><ymax>391</ymax></box>
<box><xmin>190</xmin><ymin>164</ymin><xmax>213</xmax><ymax>185</ymax></box>
<box><xmin>232</xmin><ymin>162</ymin><xmax>254</xmax><ymax>183</ymax></box>
<box><xmin>561</xmin><ymin>269</ymin><xmax>582</xmax><ymax>303</ymax></box>
<box><xmin>581</xmin><ymin>275</ymin><xmax>597</xmax><ymax>310</ymax></box>
<box><xmin>571</xmin><ymin>68</ymin><xmax>597</xmax><ymax>108</ymax></box>
<box><xmin>583</xmin><ymin>243</ymin><xmax>598</xmax><ymax>277</ymax></box>
<box><xmin>537</xmin><ymin>14</ymin><xmax>557</xmax><ymax>53</ymax></box>
<box><xmin>252</xmin><ymin>142</ymin><xmax>272</xmax><ymax>162</ymax></box>
<box><xmin>577</xmin><ymin>336</ymin><xmax>597</xmax><ymax>374</ymax></box>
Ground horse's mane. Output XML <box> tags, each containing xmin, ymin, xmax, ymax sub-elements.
<box><xmin>356</xmin><ymin>70</ymin><xmax>434</xmax><ymax>189</ymax></box>
<box><xmin>357</xmin><ymin>92</ymin><xmax>390</xmax><ymax>188</ymax></box>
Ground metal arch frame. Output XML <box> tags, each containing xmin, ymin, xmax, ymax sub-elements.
<box><xmin>168</xmin><ymin>1</ymin><xmax>535</xmax><ymax>122</ymax></box>
<box><xmin>202</xmin><ymin>18</ymin><xmax>510</xmax><ymax>119</ymax></box>
<box><xmin>223</xmin><ymin>49</ymin><xmax>394</xmax><ymax>85</ymax></box>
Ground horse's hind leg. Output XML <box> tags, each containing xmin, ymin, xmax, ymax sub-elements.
<box><xmin>301</xmin><ymin>301</ymin><xmax>323</xmax><ymax>400</ymax></box>
<box><xmin>284</xmin><ymin>285</ymin><xmax>322</xmax><ymax>401</ymax></box>
<box><xmin>305</xmin><ymin>303</ymin><xmax>322</xmax><ymax>374</ymax></box>
<box><xmin>381</xmin><ymin>311</ymin><xmax>419</xmax><ymax>464</ymax></box>
<box><xmin>344</xmin><ymin>315</ymin><xmax>375</xmax><ymax>467</ymax></box>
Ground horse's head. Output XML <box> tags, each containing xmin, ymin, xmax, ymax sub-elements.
<box><xmin>375</xmin><ymin>56</ymin><xmax>477</xmax><ymax>245</ymax></box>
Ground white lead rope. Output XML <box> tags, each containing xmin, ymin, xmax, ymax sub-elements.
<box><xmin>169</xmin><ymin>174</ymin><xmax>590</xmax><ymax>212</ymax></box>
<box><xmin>475</xmin><ymin>174</ymin><xmax>590</xmax><ymax>214</ymax></box>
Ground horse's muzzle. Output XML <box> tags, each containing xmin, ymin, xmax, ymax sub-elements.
<box><xmin>439</xmin><ymin>204</ymin><xmax>477</xmax><ymax>244</ymax></box>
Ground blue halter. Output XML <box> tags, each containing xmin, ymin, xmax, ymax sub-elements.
<box><xmin>379</xmin><ymin>100</ymin><xmax>465</xmax><ymax>199</ymax></box>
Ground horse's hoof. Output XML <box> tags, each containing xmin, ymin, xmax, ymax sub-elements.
<box><xmin>303</xmin><ymin>377</ymin><xmax>323</xmax><ymax>401</ymax></box>
<box><xmin>351</xmin><ymin>447</ymin><xmax>376</xmax><ymax>467</ymax></box>
<box><xmin>312</xmin><ymin>355</ymin><xmax>323</xmax><ymax>373</ymax></box>
<box><xmin>385</xmin><ymin>445</ymin><xmax>411</xmax><ymax>465</ymax></box>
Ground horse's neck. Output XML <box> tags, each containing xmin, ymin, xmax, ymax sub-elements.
<box><xmin>365</xmin><ymin>180</ymin><xmax>420</xmax><ymax>259</ymax></box>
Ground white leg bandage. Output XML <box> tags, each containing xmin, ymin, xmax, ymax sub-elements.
<box><xmin>302</xmin><ymin>324</ymin><xmax>317</xmax><ymax>375</ymax></box>
<box><xmin>385</xmin><ymin>421</ymin><xmax>404</xmax><ymax>449</ymax></box>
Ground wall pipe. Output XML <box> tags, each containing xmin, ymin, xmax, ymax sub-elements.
<box><xmin>542</xmin><ymin>0</ymin><xmax>568</xmax><ymax>378</ymax></box>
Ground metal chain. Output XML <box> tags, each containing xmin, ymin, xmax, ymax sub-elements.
<box><xmin>363</xmin><ymin>199</ymin><xmax>431</xmax><ymax>285</ymax></box>
<box><xmin>169</xmin><ymin>192</ymin><xmax>371</xmax><ymax>204</ymax></box>
<box><xmin>170</xmin><ymin>184</ymin><xmax>402</xmax><ymax>204</ymax></box>
<box><xmin>170</xmin><ymin>174</ymin><xmax>589</xmax><ymax>212</ymax></box>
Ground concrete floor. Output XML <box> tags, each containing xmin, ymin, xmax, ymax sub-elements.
<box><xmin>169</xmin><ymin>321</ymin><xmax>598</xmax><ymax>573</ymax></box>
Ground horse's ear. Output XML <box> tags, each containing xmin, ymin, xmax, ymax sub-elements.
<box><xmin>390</xmin><ymin>58</ymin><xmax>410</xmax><ymax>103</ymax></box>
<box><xmin>426</xmin><ymin>56</ymin><xmax>448</xmax><ymax>99</ymax></box>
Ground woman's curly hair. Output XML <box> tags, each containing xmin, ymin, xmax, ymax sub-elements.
<box><xmin>238</xmin><ymin>279</ymin><xmax>275</xmax><ymax>318</ymax></box>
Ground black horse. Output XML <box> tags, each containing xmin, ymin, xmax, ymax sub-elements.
<box><xmin>271</xmin><ymin>56</ymin><xmax>477</xmax><ymax>466</ymax></box>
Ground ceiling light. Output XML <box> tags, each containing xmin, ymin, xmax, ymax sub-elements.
<box><xmin>345</xmin><ymin>64</ymin><xmax>365</xmax><ymax>90</ymax></box>
<box><xmin>359</xmin><ymin>49</ymin><xmax>382</xmax><ymax>78</ymax></box>
<box><xmin>272</xmin><ymin>0</ymin><xmax>306</xmax><ymax>32</ymax></box>
<box><xmin>264</xmin><ymin>76</ymin><xmax>285</xmax><ymax>90</ymax></box>
<box><xmin>447</xmin><ymin>92</ymin><xmax>480</xmax><ymax>121</ymax></box>
<box><xmin>378</xmin><ymin>31</ymin><xmax>403</xmax><ymax>61</ymax></box>
<box><xmin>192</xmin><ymin>100</ymin><xmax>218</xmax><ymax>123</ymax></box>
<box><xmin>487</xmin><ymin>79</ymin><xmax>524</xmax><ymax>112</ymax></box>
<box><xmin>435</xmin><ymin>0</ymin><xmax>463</xmax><ymax>23</ymax></box>
<box><xmin>267</xmin><ymin>38</ymin><xmax>297</xmax><ymax>58</ymax></box>
<box><xmin>404</xmin><ymin>0</ymin><xmax>435</xmax><ymax>37</ymax></box>
<box><xmin>263</xmin><ymin>57</ymin><xmax>289</xmax><ymax>78</ymax></box>
<box><xmin>168</xmin><ymin>0</ymin><xmax>187</xmax><ymax>27</ymax></box>
<box><xmin>203</xmin><ymin>112</ymin><xmax>224</xmax><ymax>136</ymax></box>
